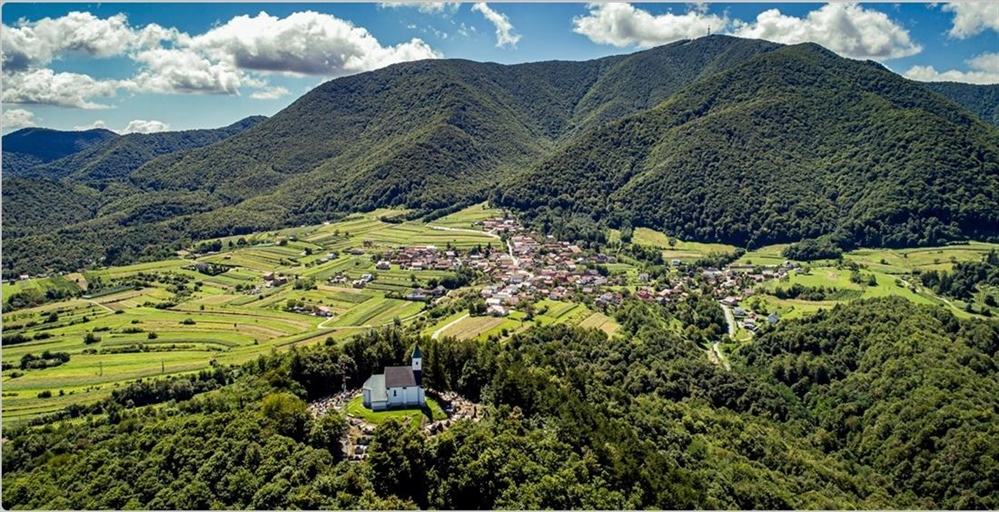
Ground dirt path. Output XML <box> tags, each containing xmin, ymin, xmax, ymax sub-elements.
<box><xmin>429</xmin><ymin>225</ymin><xmax>501</xmax><ymax>240</ymax></box>
<box><xmin>432</xmin><ymin>313</ymin><xmax>469</xmax><ymax>340</ymax></box>
<box><xmin>85</xmin><ymin>300</ymin><xmax>115</xmax><ymax>314</ymax></box>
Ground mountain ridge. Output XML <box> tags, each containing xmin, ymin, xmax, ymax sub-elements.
<box><xmin>2</xmin><ymin>36</ymin><xmax>997</xmax><ymax>275</ymax></box>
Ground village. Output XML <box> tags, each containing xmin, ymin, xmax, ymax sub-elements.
<box><xmin>310</xmin><ymin>215</ymin><xmax>802</xmax><ymax>333</ymax></box>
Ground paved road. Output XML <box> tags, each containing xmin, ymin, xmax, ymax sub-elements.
<box><xmin>720</xmin><ymin>304</ymin><xmax>736</xmax><ymax>336</ymax></box>
<box><xmin>432</xmin><ymin>313</ymin><xmax>469</xmax><ymax>340</ymax></box>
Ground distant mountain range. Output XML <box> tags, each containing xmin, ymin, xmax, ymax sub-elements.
<box><xmin>2</xmin><ymin>35</ymin><xmax>997</xmax><ymax>275</ymax></box>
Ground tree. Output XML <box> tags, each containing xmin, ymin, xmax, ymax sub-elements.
<box><xmin>368</xmin><ymin>419</ymin><xmax>427</xmax><ymax>505</ymax></box>
<box><xmin>310</xmin><ymin>411</ymin><xmax>348</xmax><ymax>458</ymax></box>
<box><xmin>261</xmin><ymin>392</ymin><xmax>312</xmax><ymax>441</ymax></box>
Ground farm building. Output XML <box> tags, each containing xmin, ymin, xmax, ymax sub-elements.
<box><xmin>362</xmin><ymin>345</ymin><xmax>425</xmax><ymax>411</ymax></box>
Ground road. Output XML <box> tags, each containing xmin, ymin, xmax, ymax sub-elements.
<box><xmin>85</xmin><ymin>300</ymin><xmax>115</xmax><ymax>314</ymax></box>
<box><xmin>714</xmin><ymin>304</ymin><xmax>735</xmax><ymax>372</ymax></box>
<box><xmin>429</xmin><ymin>225</ymin><xmax>501</xmax><ymax>241</ymax></box>
<box><xmin>430</xmin><ymin>224</ymin><xmax>530</xmax><ymax>276</ymax></box>
<box><xmin>720</xmin><ymin>304</ymin><xmax>736</xmax><ymax>336</ymax></box>
<box><xmin>432</xmin><ymin>313</ymin><xmax>469</xmax><ymax>340</ymax></box>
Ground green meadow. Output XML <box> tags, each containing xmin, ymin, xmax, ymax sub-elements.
<box><xmin>1</xmin><ymin>208</ymin><xmax>496</xmax><ymax>424</ymax></box>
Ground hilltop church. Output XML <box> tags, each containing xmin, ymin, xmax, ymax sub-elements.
<box><xmin>362</xmin><ymin>345</ymin><xmax>425</xmax><ymax>411</ymax></box>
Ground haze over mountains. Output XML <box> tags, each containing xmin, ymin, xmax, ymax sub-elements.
<box><xmin>3</xmin><ymin>35</ymin><xmax>998</xmax><ymax>275</ymax></box>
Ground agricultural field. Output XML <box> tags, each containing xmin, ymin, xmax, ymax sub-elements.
<box><xmin>609</xmin><ymin>228</ymin><xmax>739</xmax><ymax>261</ymax></box>
<box><xmin>751</xmin><ymin>266</ymin><xmax>974</xmax><ymax>320</ymax></box>
<box><xmin>431</xmin><ymin>202</ymin><xmax>504</xmax><ymax>229</ymax></box>
<box><xmin>577</xmin><ymin>312</ymin><xmax>621</xmax><ymax>336</ymax></box>
<box><xmin>0</xmin><ymin>211</ymin><xmax>496</xmax><ymax>424</ymax></box>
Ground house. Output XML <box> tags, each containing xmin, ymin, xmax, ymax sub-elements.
<box><xmin>767</xmin><ymin>313</ymin><xmax>780</xmax><ymax>325</ymax></box>
<box><xmin>315</xmin><ymin>306</ymin><xmax>333</xmax><ymax>317</ymax></box>
<box><xmin>405</xmin><ymin>290</ymin><xmax>429</xmax><ymax>301</ymax></box>
<box><xmin>376</xmin><ymin>260</ymin><xmax>391</xmax><ymax>270</ymax></box>
<box><xmin>263</xmin><ymin>272</ymin><xmax>275</xmax><ymax>281</ymax></box>
<box><xmin>362</xmin><ymin>346</ymin><xmax>425</xmax><ymax>411</ymax></box>
<box><xmin>733</xmin><ymin>307</ymin><xmax>748</xmax><ymax>317</ymax></box>
<box><xmin>487</xmin><ymin>304</ymin><xmax>509</xmax><ymax>316</ymax></box>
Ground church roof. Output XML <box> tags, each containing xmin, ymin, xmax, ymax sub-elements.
<box><xmin>384</xmin><ymin>366</ymin><xmax>417</xmax><ymax>388</ymax></box>
<box><xmin>412</xmin><ymin>345</ymin><xmax>422</xmax><ymax>359</ymax></box>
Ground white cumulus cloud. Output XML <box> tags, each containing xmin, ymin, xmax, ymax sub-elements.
<box><xmin>731</xmin><ymin>4</ymin><xmax>922</xmax><ymax>60</ymax></box>
<box><xmin>574</xmin><ymin>3</ymin><xmax>922</xmax><ymax>61</ymax></box>
<box><xmin>72</xmin><ymin>120</ymin><xmax>110</xmax><ymax>131</ymax></box>
<box><xmin>2</xmin><ymin>108</ymin><xmax>38</xmax><ymax>129</ymax></box>
<box><xmin>379</xmin><ymin>2</ymin><xmax>460</xmax><ymax>15</ymax></box>
<box><xmin>572</xmin><ymin>3</ymin><xmax>726</xmax><ymax>48</ymax></box>
<box><xmin>250</xmin><ymin>86</ymin><xmax>291</xmax><ymax>100</ymax></box>
<box><xmin>904</xmin><ymin>52</ymin><xmax>999</xmax><ymax>84</ymax></box>
<box><xmin>127</xmin><ymin>48</ymin><xmax>244</xmax><ymax>95</ymax></box>
<box><xmin>2</xmin><ymin>68</ymin><xmax>120</xmax><ymax>109</ymax></box>
<box><xmin>472</xmin><ymin>3</ymin><xmax>521</xmax><ymax>48</ymax></box>
<box><xmin>122</xmin><ymin>119</ymin><xmax>170</xmax><ymax>134</ymax></box>
<box><xmin>942</xmin><ymin>2</ymin><xmax>999</xmax><ymax>38</ymax></box>
<box><xmin>188</xmin><ymin>11</ymin><xmax>441</xmax><ymax>76</ymax></box>
<box><xmin>1</xmin><ymin>12</ymin><xmax>134</xmax><ymax>71</ymax></box>
<box><xmin>1</xmin><ymin>10</ymin><xmax>442</xmax><ymax>108</ymax></box>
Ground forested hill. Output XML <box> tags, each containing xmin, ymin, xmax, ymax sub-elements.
<box><xmin>1</xmin><ymin>128</ymin><xmax>117</xmax><ymax>175</ymax></box>
<box><xmin>18</xmin><ymin>115</ymin><xmax>268</xmax><ymax>184</ymax></box>
<box><xmin>3</xmin><ymin>36</ymin><xmax>999</xmax><ymax>275</ymax></box>
<box><xmin>2</xmin><ymin>297</ymin><xmax>996</xmax><ymax>509</ymax></box>
<box><xmin>922</xmin><ymin>81</ymin><xmax>999</xmax><ymax>126</ymax></box>
<box><xmin>121</xmin><ymin>36</ymin><xmax>780</xmax><ymax>212</ymax></box>
<box><xmin>496</xmin><ymin>43</ymin><xmax>999</xmax><ymax>249</ymax></box>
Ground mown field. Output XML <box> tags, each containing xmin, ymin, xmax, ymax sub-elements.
<box><xmin>1</xmin><ymin>207</ymin><xmax>500</xmax><ymax>424</ymax></box>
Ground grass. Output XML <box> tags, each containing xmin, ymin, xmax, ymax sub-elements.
<box><xmin>577</xmin><ymin>312</ymin><xmax>621</xmax><ymax>336</ymax></box>
<box><xmin>345</xmin><ymin>395</ymin><xmax>446</xmax><ymax>429</ymax></box>
<box><xmin>752</xmin><ymin>266</ymin><xmax>975</xmax><ymax>320</ymax></box>
<box><xmin>608</xmin><ymin>228</ymin><xmax>738</xmax><ymax>260</ymax></box>
<box><xmin>431</xmin><ymin>202</ymin><xmax>504</xmax><ymax>229</ymax></box>
<box><xmin>438</xmin><ymin>315</ymin><xmax>508</xmax><ymax>340</ymax></box>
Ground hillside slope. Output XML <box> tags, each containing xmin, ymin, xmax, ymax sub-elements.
<box><xmin>21</xmin><ymin>116</ymin><xmax>267</xmax><ymax>184</ymax></box>
<box><xmin>496</xmin><ymin>43</ymin><xmax>999</xmax><ymax>249</ymax></box>
<box><xmin>3</xmin><ymin>37</ymin><xmax>997</xmax><ymax>275</ymax></box>
<box><xmin>2</xmin><ymin>128</ymin><xmax>118</xmax><ymax>175</ymax></box>
<box><xmin>921</xmin><ymin>81</ymin><xmax>999</xmax><ymax>126</ymax></box>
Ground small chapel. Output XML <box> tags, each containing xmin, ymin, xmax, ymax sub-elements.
<box><xmin>361</xmin><ymin>345</ymin><xmax>425</xmax><ymax>411</ymax></box>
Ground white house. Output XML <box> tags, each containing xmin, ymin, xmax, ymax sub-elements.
<box><xmin>362</xmin><ymin>345</ymin><xmax>425</xmax><ymax>411</ymax></box>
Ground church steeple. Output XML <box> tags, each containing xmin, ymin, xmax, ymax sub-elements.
<box><xmin>411</xmin><ymin>344</ymin><xmax>423</xmax><ymax>386</ymax></box>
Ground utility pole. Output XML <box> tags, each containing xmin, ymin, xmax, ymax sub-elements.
<box><xmin>99</xmin><ymin>360</ymin><xmax>103</xmax><ymax>377</ymax></box>
<box><xmin>161</xmin><ymin>359</ymin><xmax>165</xmax><ymax>374</ymax></box>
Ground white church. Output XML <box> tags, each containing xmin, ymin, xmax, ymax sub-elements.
<box><xmin>361</xmin><ymin>345</ymin><xmax>425</xmax><ymax>411</ymax></box>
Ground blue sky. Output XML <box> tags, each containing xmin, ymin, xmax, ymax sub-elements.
<box><xmin>2</xmin><ymin>2</ymin><xmax>997</xmax><ymax>134</ymax></box>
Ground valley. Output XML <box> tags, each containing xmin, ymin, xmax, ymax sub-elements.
<box><xmin>5</xmin><ymin>202</ymin><xmax>997</xmax><ymax>425</ymax></box>
<box><xmin>2</xmin><ymin>23</ymin><xmax>998</xmax><ymax>509</ymax></box>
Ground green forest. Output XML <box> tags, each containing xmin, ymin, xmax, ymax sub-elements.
<box><xmin>4</xmin><ymin>297</ymin><xmax>997</xmax><ymax>509</ymax></box>
<box><xmin>4</xmin><ymin>37</ymin><xmax>998</xmax><ymax>276</ymax></box>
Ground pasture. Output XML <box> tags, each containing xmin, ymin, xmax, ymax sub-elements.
<box><xmin>431</xmin><ymin>202</ymin><xmax>504</xmax><ymax>229</ymax></box>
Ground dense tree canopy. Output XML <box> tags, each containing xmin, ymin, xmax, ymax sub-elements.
<box><xmin>4</xmin><ymin>296</ymin><xmax>997</xmax><ymax>509</ymax></box>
